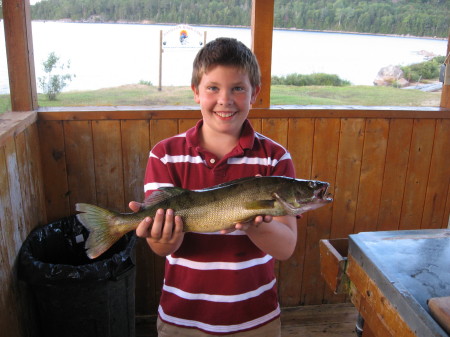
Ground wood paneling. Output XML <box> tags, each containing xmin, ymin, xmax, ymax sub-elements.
<box><xmin>354</xmin><ymin>119</ymin><xmax>389</xmax><ymax>233</ymax></box>
<box><xmin>377</xmin><ymin>119</ymin><xmax>413</xmax><ymax>231</ymax></box>
<box><xmin>64</xmin><ymin>121</ymin><xmax>97</xmax><ymax>207</ymax></box>
<box><xmin>32</xmin><ymin>111</ymin><xmax>450</xmax><ymax>315</ymax></box>
<box><xmin>0</xmin><ymin>114</ymin><xmax>45</xmax><ymax>337</ymax></box>
<box><xmin>421</xmin><ymin>119</ymin><xmax>450</xmax><ymax>229</ymax></box>
<box><xmin>0</xmin><ymin>108</ymin><xmax>449</xmax><ymax>331</ymax></box>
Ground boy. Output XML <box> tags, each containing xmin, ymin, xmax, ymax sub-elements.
<box><xmin>132</xmin><ymin>37</ymin><xmax>297</xmax><ymax>336</ymax></box>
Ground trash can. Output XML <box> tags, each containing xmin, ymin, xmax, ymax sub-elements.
<box><xmin>19</xmin><ymin>216</ymin><xmax>137</xmax><ymax>337</ymax></box>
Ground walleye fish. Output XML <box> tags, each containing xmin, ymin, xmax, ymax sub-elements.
<box><xmin>76</xmin><ymin>176</ymin><xmax>332</xmax><ymax>259</ymax></box>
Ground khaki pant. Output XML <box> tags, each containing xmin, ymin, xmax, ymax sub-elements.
<box><xmin>157</xmin><ymin>317</ymin><xmax>281</xmax><ymax>337</ymax></box>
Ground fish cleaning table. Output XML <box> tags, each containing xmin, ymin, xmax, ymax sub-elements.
<box><xmin>320</xmin><ymin>229</ymin><xmax>450</xmax><ymax>337</ymax></box>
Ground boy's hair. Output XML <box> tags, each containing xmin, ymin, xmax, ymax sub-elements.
<box><xmin>191</xmin><ymin>37</ymin><xmax>261</xmax><ymax>88</ymax></box>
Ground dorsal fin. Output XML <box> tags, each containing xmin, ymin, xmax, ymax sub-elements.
<box><xmin>143</xmin><ymin>187</ymin><xmax>188</xmax><ymax>207</ymax></box>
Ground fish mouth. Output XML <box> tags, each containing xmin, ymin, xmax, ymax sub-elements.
<box><xmin>315</xmin><ymin>184</ymin><xmax>333</xmax><ymax>202</ymax></box>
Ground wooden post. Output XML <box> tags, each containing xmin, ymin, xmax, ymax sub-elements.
<box><xmin>251</xmin><ymin>0</ymin><xmax>274</xmax><ymax>108</ymax></box>
<box><xmin>158</xmin><ymin>30</ymin><xmax>163</xmax><ymax>91</ymax></box>
<box><xmin>440</xmin><ymin>31</ymin><xmax>450</xmax><ymax>108</ymax></box>
<box><xmin>3</xmin><ymin>0</ymin><xmax>37</xmax><ymax>111</ymax></box>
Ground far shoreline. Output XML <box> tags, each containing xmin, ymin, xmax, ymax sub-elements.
<box><xmin>27</xmin><ymin>19</ymin><xmax>448</xmax><ymax>40</ymax></box>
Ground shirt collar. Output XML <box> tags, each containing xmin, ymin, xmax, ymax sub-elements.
<box><xmin>186</xmin><ymin>119</ymin><xmax>255</xmax><ymax>151</ymax></box>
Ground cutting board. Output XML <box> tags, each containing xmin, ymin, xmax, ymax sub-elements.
<box><xmin>428</xmin><ymin>296</ymin><xmax>450</xmax><ymax>335</ymax></box>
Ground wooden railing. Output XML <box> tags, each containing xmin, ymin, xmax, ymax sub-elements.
<box><xmin>1</xmin><ymin>105</ymin><xmax>449</xmax><ymax>333</ymax></box>
<box><xmin>35</xmin><ymin>107</ymin><xmax>450</xmax><ymax>314</ymax></box>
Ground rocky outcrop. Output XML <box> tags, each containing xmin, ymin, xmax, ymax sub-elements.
<box><xmin>373</xmin><ymin>65</ymin><xmax>409</xmax><ymax>87</ymax></box>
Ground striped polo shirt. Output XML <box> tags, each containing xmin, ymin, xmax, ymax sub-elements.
<box><xmin>144</xmin><ymin>119</ymin><xmax>295</xmax><ymax>335</ymax></box>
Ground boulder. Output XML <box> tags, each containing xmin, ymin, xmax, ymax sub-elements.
<box><xmin>373</xmin><ymin>65</ymin><xmax>408</xmax><ymax>87</ymax></box>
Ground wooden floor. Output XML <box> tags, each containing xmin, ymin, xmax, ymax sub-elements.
<box><xmin>136</xmin><ymin>303</ymin><xmax>359</xmax><ymax>337</ymax></box>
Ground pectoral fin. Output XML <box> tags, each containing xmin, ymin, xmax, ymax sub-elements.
<box><xmin>272</xmin><ymin>192</ymin><xmax>302</xmax><ymax>216</ymax></box>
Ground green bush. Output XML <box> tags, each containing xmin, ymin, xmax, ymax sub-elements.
<box><xmin>271</xmin><ymin>73</ymin><xmax>351</xmax><ymax>86</ymax></box>
<box><xmin>400</xmin><ymin>56</ymin><xmax>445</xmax><ymax>82</ymax></box>
<box><xmin>38</xmin><ymin>52</ymin><xmax>75</xmax><ymax>100</ymax></box>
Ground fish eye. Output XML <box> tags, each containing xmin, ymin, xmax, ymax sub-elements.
<box><xmin>308</xmin><ymin>181</ymin><xmax>316</xmax><ymax>189</ymax></box>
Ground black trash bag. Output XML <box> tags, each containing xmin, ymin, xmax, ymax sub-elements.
<box><xmin>19</xmin><ymin>215</ymin><xmax>136</xmax><ymax>284</ymax></box>
<box><xmin>18</xmin><ymin>215</ymin><xmax>137</xmax><ymax>337</ymax></box>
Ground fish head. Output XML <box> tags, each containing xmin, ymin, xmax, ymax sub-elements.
<box><xmin>279</xmin><ymin>178</ymin><xmax>333</xmax><ymax>214</ymax></box>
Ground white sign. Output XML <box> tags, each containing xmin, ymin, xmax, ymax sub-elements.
<box><xmin>162</xmin><ymin>24</ymin><xmax>204</xmax><ymax>49</ymax></box>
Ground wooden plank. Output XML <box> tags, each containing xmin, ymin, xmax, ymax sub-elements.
<box><xmin>38</xmin><ymin>120</ymin><xmax>70</xmax><ymax>221</ymax></box>
<box><xmin>22</xmin><ymin>124</ymin><xmax>47</xmax><ymax>226</ymax></box>
<box><xmin>133</xmin><ymin>120</ymin><xmax>158</xmax><ymax>316</ymax></box>
<box><xmin>92</xmin><ymin>120</ymin><xmax>125</xmax><ymax>211</ymax></box>
<box><xmin>150</xmin><ymin>119</ymin><xmax>179</xmax><ymax>147</ymax></box>
<box><xmin>261</xmin><ymin>118</ymin><xmax>288</xmax><ymax>147</ymax></box>
<box><xmin>137</xmin><ymin>303</ymin><xmax>359</xmax><ymax>337</ymax></box>
<box><xmin>319</xmin><ymin>239</ymin><xmax>349</xmax><ymax>295</ymax></box>
<box><xmin>421</xmin><ymin>119</ymin><xmax>450</xmax><ymax>229</ymax></box>
<box><xmin>178</xmin><ymin>119</ymin><xmax>197</xmax><ymax>134</ymax></box>
<box><xmin>261</xmin><ymin>118</ymin><xmax>289</xmax><ymax>286</ymax></box>
<box><xmin>251</xmin><ymin>0</ymin><xmax>274</xmax><ymax>108</ymax></box>
<box><xmin>0</xmin><ymin>143</ymin><xmax>22</xmax><ymax>337</ymax></box>
<box><xmin>27</xmin><ymin>123</ymin><xmax>47</xmax><ymax>225</ymax></box>
<box><xmin>377</xmin><ymin>119</ymin><xmax>413</xmax><ymax>231</ymax></box>
<box><xmin>331</xmin><ymin>118</ymin><xmax>365</xmax><ymax>238</ymax></box>
<box><xmin>347</xmin><ymin>257</ymin><xmax>395</xmax><ymax>337</ymax></box>
<box><xmin>445</xmin><ymin>181</ymin><xmax>450</xmax><ymax>229</ymax></box>
<box><xmin>287</xmin><ymin>118</ymin><xmax>315</xmax><ymax>179</ymax></box>
<box><xmin>347</xmin><ymin>255</ymin><xmax>417</xmax><ymax>337</ymax></box>
<box><xmin>2</xmin><ymin>0</ymin><xmax>37</xmax><ymax>111</ymax></box>
<box><xmin>248</xmin><ymin>118</ymin><xmax>262</xmax><ymax>133</ymax></box>
<box><xmin>301</xmin><ymin>118</ymin><xmax>339</xmax><ymax>305</ymax></box>
<box><xmin>279</xmin><ymin>118</ymin><xmax>314</xmax><ymax>307</ymax></box>
<box><xmin>136</xmin><ymin>119</ymin><xmax>179</xmax><ymax>316</ymax></box>
<box><xmin>64</xmin><ymin>121</ymin><xmax>97</xmax><ymax>211</ymax></box>
<box><xmin>5</xmin><ymin>136</ymin><xmax>28</xmax><ymax>246</ymax></box>
<box><xmin>354</xmin><ymin>119</ymin><xmax>389</xmax><ymax>233</ymax></box>
<box><xmin>37</xmin><ymin>106</ymin><xmax>450</xmax><ymax>122</ymax></box>
<box><xmin>14</xmin><ymin>131</ymin><xmax>34</xmax><ymax>238</ymax></box>
<box><xmin>0</xmin><ymin>146</ymin><xmax>14</xmax><ymax>262</ymax></box>
<box><xmin>428</xmin><ymin>296</ymin><xmax>450</xmax><ymax>334</ymax></box>
<box><xmin>399</xmin><ymin>119</ymin><xmax>435</xmax><ymax>230</ymax></box>
<box><xmin>0</xmin><ymin>112</ymin><xmax>38</xmax><ymax>148</ymax></box>
<box><xmin>121</xmin><ymin>120</ymin><xmax>150</xmax><ymax>207</ymax></box>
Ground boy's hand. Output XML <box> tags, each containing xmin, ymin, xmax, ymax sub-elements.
<box><xmin>129</xmin><ymin>202</ymin><xmax>184</xmax><ymax>256</ymax></box>
<box><xmin>128</xmin><ymin>201</ymin><xmax>142</xmax><ymax>212</ymax></box>
<box><xmin>220</xmin><ymin>215</ymin><xmax>273</xmax><ymax>234</ymax></box>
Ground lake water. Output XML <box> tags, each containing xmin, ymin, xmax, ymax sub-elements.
<box><xmin>0</xmin><ymin>21</ymin><xmax>447</xmax><ymax>94</ymax></box>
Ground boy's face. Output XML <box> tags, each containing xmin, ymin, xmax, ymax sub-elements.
<box><xmin>192</xmin><ymin>65</ymin><xmax>260</xmax><ymax>137</ymax></box>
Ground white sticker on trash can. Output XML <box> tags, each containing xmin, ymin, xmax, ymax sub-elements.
<box><xmin>75</xmin><ymin>234</ymin><xmax>85</xmax><ymax>243</ymax></box>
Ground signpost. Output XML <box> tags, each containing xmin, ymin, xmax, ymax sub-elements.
<box><xmin>158</xmin><ymin>24</ymin><xmax>206</xmax><ymax>91</ymax></box>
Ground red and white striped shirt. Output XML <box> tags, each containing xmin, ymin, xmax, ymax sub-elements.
<box><xmin>144</xmin><ymin>119</ymin><xmax>295</xmax><ymax>335</ymax></box>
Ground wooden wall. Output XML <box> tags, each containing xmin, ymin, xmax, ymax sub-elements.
<box><xmin>37</xmin><ymin>108</ymin><xmax>450</xmax><ymax>316</ymax></box>
<box><xmin>0</xmin><ymin>112</ymin><xmax>46</xmax><ymax>337</ymax></box>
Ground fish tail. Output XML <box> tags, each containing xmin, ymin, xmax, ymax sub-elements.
<box><xmin>76</xmin><ymin>203</ymin><xmax>122</xmax><ymax>259</ymax></box>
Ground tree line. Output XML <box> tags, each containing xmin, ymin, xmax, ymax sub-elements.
<box><xmin>4</xmin><ymin>0</ymin><xmax>448</xmax><ymax>38</ymax></box>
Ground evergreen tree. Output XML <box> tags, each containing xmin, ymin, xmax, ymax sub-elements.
<box><xmin>30</xmin><ymin>0</ymin><xmax>450</xmax><ymax>38</ymax></box>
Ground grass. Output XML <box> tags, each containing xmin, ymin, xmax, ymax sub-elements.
<box><xmin>270</xmin><ymin>85</ymin><xmax>441</xmax><ymax>106</ymax></box>
<box><xmin>0</xmin><ymin>84</ymin><xmax>442</xmax><ymax>113</ymax></box>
